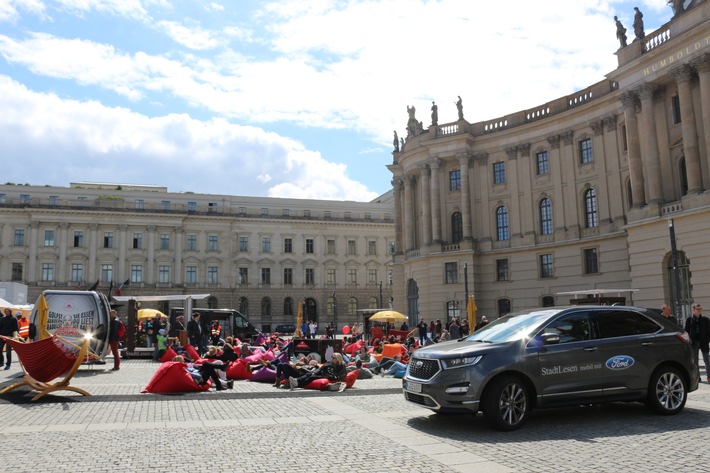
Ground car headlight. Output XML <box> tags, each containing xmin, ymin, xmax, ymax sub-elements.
<box><xmin>442</xmin><ymin>355</ymin><xmax>482</xmax><ymax>370</ymax></box>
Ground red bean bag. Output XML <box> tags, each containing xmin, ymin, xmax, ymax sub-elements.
<box><xmin>248</xmin><ymin>366</ymin><xmax>276</xmax><ymax>382</ymax></box>
<box><xmin>304</xmin><ymin>378</ymin><xmax>331</xmax><ymax>390</ymax></box>
<box><xmin>159</xmin><ymin>346</ymin><xmax>177</xmax><ymax>363</ymax></box>
<box><xmin>185</xmin><ymin>344</ymin><xmax>200</xmax><ymax>361</ymax></box>
<box><xmin>142</xmin><ymin>362</ymin><xmax>211</xmax><ymax>393</ymax></box>
<box><xmin>344</xmin><ymin>340</ymin><xmax>364</xmax><ymax>355</ymax></box>
<box><xmin>226</xmin><ymin>359</ymin><xmax>253</xmax><ymax>380</ymax></box>
<box><xmin>345</xmin><ymin>369</ymin><xmax>359</xmax><ymax>389</ymax></box>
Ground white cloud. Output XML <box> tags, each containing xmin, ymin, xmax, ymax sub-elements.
<box><xmin>0</xmin><ymin>75</ymin><xmax>376</xmax><ymax>200</ymax></box>
<box><xmin>157</xmin><ymin>20</ymin><xmax>221</xmax><ymax>50</ymax></box>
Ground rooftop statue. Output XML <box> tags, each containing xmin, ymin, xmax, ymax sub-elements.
<box><xmin>669</xmin><ymin>0</ymin><xmax>686</xmax><ymax>18</ymax></box>
<box><xmin>615</xmin><ymin>16</ymin><xmax>628</xmax><ymax>48</ymax></box>
<box><xmin>393</xmin><ymin>131</ymin><xmax>399</xmax><ymax>152</ymax></box>
<box><xmin>431</xmin><ymin>101</ymin><xmax>438</xmax><ymax>126</ymax></box>
<box><xmin>455</xmin><ymin>96</ymin><xmax>464</xmax><ymax>120</ymax></box>
<box><xmin>633</xmin><ymin>7</ymin><xmax>645</xmax><ymax>41</ymax></box>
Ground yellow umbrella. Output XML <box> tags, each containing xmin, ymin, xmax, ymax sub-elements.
<box><xmin>369</xmin><ymin>310</ymin><xmax>407</xmax><ymax>323</ymax></box>
<box><xmin>137</xmin><ymin>308</ymin><xmax>166</xmax><ymax>320</ymax></box>
<box><xmin>295</xmin><ymin>302</ymin><xmax>304</xmax><ymax>337</ymax></box>
<box><xmin>467</xmin><ymin>295</ymin><xmax>477</xmax><ymax>332</ymax></box>
<box><xmin>36</xmin><ymin>293</ymin><xmax>52</xmax><ymax>340</ymax></box>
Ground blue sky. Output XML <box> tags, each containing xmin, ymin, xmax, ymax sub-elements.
<box><xmin>0</xmin><ymin>0</ymin><xmax>673</xmax><ymax>201</ymax></box>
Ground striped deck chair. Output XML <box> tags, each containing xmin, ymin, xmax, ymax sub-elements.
<box><xmin>0</xmin><ymin>335</ymin><xmax>91</xmax><ymax>401</ymax></box>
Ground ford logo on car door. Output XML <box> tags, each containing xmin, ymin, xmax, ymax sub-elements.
<box><xmin>606</xmin><ymin>355</ymin><xmax>635</xmax><ymax>370</ymax></box>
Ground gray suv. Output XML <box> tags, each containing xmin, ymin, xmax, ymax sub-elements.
<box><xmin>403</xmin><ymin>306</ymin><xmax>698</xmax><ymax>431</ymax></box>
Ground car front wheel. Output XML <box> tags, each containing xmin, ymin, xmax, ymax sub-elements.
<box><xmin>482</xmin><ymin>375</ymin><xmax>529</xmax><ymax>431</ymax></box>
<box><xmin>647</xmin><ymin>366</ymin><xmax>687</xmax><ymax>415</ymax></box>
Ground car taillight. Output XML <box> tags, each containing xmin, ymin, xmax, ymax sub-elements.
<box><xmin>675</xmin><ymin>331</ymin><xmax>690</xmax><ymax>343</ymax></box>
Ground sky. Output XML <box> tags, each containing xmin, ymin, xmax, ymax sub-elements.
<box><xmin>0</xmin><ymin>0</ymin><xmax>675</xmax><ymax>202</ymax></box>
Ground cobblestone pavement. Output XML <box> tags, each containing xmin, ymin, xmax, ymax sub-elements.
<box><xmin>1</xmin><ymin>359</ymin><xmax>709</xmax><ymax>472</ymax></box>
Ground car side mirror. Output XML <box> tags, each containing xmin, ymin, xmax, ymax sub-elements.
<box><xmin>541</xmin><ymin>332</ymin><xmax>560</xmax><ymax>345</ymax></box>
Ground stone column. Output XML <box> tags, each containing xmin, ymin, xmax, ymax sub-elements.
<box><xmin>458</xmin><ymin>153</ymin><xmax>473</xmax><ymax>240</ymax></box>
<box><xmin>403</xmin><ymin>176</ymin><xmax>415</xmax><ymax>252</ymax></box>
<box><xmin>505</xmin><ymin>147</ymin><xmax>520</xmax><ymax>238</ymax></box>
<box><xmin>637</xmin><ymin>83</ymin><xmax>663</xmax><ymax>203</ymax></box>
<box><xmin>695</xmin><ymin>54</ymin><xmax>710</xmax><ymax>183</ymax></box>
<box><xmin>118</xmin><ymin>225</ymin><xmax>127</xmax><ymax>281</ymax></box>
<box><xmin>88</xmin><ymin>223</ymin><xmax>98</xmax><ymax>282</ymax></box>
<box><xmin>619</xmin><ymin>91</ymin><xmax>645</xmax><ymax>207</ymax></box>
<box><xmin>174</xmin><ymin>227</ymin><xmax>183</xmax><ymax>285</ymax></box>
<box><xmin>392</xmin><ymin>179</ymin><xmax>404</xmax><ymax>254</ymax></box>
<box><xmin>58</xmin><ymin>223</ymin><xmax>68</xmax><ymax>285</ymax></box>
<box><xmin>429</xmin><ymin>158</ymin><xmax>442</xmax><ymax>243</ymax></box>
<box><xmin>672</xmin><ymin>64</ymin><xmax>703</xmax><ymax>193</ymax></box>
<box><xmin>146</xmin><ymin>225</ymin><xmax>156</xmax><ymax>284</ymax></box>
<box><xmin>28</xmin><ymin>222</ymin><xmax>39</xmax><ymax>283</ymax></box>
<box><xmin>418</xmin><ymin>164</ymin><xmax>432</xmax><ymax>245</ymax></box>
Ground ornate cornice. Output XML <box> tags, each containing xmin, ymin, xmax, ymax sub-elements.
<box><xmin>427</xmin><ymin>157</ymin><xmax>442</xmax><ymax>169</ymax></box>
<box><xmin>603</xmin><ymin>115</ymin><xmax>618</xmax><ymax>132</ymax></box>
<box><xmin>505</xmin><ymin>147</ymin><xmax>518</xmax><ymax>160</ymax></box>
<box><xmin>636</xmin><ymin>82</ymin><xmax>658</xmax><ymax>101</ymax></box>
<box><xmin>619</xmin><ymin>91</ymin><xmax>639</xmax><ymax>110</ymax></box>
<box><xmin>693</xmin><ymin>53</ymin><xmax>710</xmax><ymax>73</ymax></box>
<box><xmin>590</xmin><ymin>121</ymin><xmax>604</xmax><ymax>136</ymax></box>
<box><xmin>547</xmin><ymin>135</ymin><xmax>560</xmax><ymax>149</ymax></box>
<box><xmin>671</xmin><ymin>64</ymin><xmax>695</xmax><ymax>83</ymax></box>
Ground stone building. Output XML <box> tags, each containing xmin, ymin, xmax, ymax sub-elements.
<box><xmin>0</xmin><ymin>182</ymin><xmax>395</xmax><ymax>332</ymax></box>
<box><xmin>388</xmin><ymin>1</ymin><xmax>710</xmax><ymax>324</ymax></box>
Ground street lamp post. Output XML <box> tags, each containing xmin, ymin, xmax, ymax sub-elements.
<box><xmin>668</xmin><ymin>219</ymin><xmax>683</xmax><ymax>325</ymax></box>
<box><xmin>379</xmin><ymin>281</ymin><xmax>383</xmax><ymax>309</ymax></box>
<box><xmin>331</xmin><ymin>291</ymin><xmax>337</xmax><ymax>332</ymax></box>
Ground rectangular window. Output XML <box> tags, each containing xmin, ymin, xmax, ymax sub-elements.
<box><xmin>49</xmin><ymin>195</ymin><xmax>59</xmax><ymax>206</ymax></box>
<box><xmin>131</xmin><ymin>264</ymin><xmax>143</xmax><ymax>283</ymax></box>
<box><xmin>20</xmin><ymin>194</ymin><xmax>30</xmax><ymax>204</ymax></box>
<box><xmin>344</xmin><ymin>211</ymin><xmax>351</xmax><ymax>220</ymax></box>
<box><xmin>347</xmin><ymin>239</ymin><xmax>356</xmax><ymax>255</ymax></box>
<box><xmin>326</xmin><ymin>239</ymin><xmax>335</xmax><ymax>254</ymax></box>
<box><xmin>208</xmin><ymin>234</ymin><xmax>218</xmax><ymax>251</ymax></box>
<box><xmin>14</xmin><ymin>229</ymin><xmax>25</xmax><ymax>246</ymax></box>
<box><xmin>70</xmin><ymin>263</ymin><xmax>83</xmax><ymax>283</ymax></box>
<box><xmin>583</xmin><ymin>248</ymin><xmax>599</xmax><ymax>274</ymax></box>
<box><xmin>368</xmin><ymin>240</ymin><xmax>377</xmax><ymax>256</ymax></box>
<box><xmin>621</xmin><ymin>124</ymin><xmax>628</xmax><ymax>151</ymax></box>
<box><xmin>539</xmin><ymin>254</ymin><xmax>554</xmax><ymax>279</ymax></box>
<box><xmin>238</xmin><ymin>206</ymin><xmax>247</xmax><ymax>216</ymax></box>
<box><xmin>101</xmin><ymin>264</ymin><xmax>113</xmax><ymax>283</ymax></box>
<box><xmin>306</xmin><ymin>238</ymin><xmax>314</xmax><ymax>254</ymax></box>
<box><xmin>536</xmin><ymin>151</ymin><xmax>549</xmax><ymax>175</ymax></box>
<box><xmin>185</xmin><ymin>266</ymin><xmax>197</xmax><ymax>284</ymax></box>
<box><xmin>103</xmin><ymin>232</ymin><xmax>113</xmax><ymax>248</ymax></box>
<box><xmin>260</xmin><ymin>208</ymin><xmax>268</xmax><ymax>216</ymax></box>
<box><xmin>135</xmin><ymin>199</ymin><xmax>144</xmax><ymax>210</ymax></box>
<box><xmin>282</xmin><ymin>209</ymin><xmax>290</xmax><ymax>217</ymax></box>
<box><xmin>44</xmin><ymin>230</ymin><xmax>55</xmax><ymax>247</ymax></box>
<box><xmin>186</xmin><ymin>234</ymin><xmax>197</xmax><ymax>251</ymax></box>
<box><xmin>161</xmin><ymin>200</ymin><xmax>170</xmax><ymax>211</ymax></box>
<box><xmin>579</xmin><ymin>138</ymin><xmax>593</xmax><ymax>164</ymax></box>
<box><xmin>324</xmin><ymin>210</ymin><xmax>332</xmax><ymax>219</ymax></box>
<box><xmin>445</xmin><ymin>262</ymin><xmax>458</xmax><ymax>284</ymax></box>
<box><xmin>77</xmin><ymin>196</ymin><xmax>87</xmax><ymax>207</ymax></box>
<box><xmin>187</xmin><ymin>201</ymin><xmax>197</xmax><ymax>213</ymax></box>
<box><xmin>238</xmin><ymin>236</ymin><xmax>248</xmax><ymax>252</ymax></box>
<box><xmin>493</xmin><ymin>162</ymin><xmax>506</xmax><ymax>184</ymax></box>
<box><xmin>347</xmin><ymin>269</ymin><xmax>357</xmax><ymax>284</ymax></box>
<box><xmin>261</xmin><ymin>268</ymin><xmax>271</xmax><ymax>285</ymax></box>
<box><xmin>303</xmin><ymin>210</ymin><xmax>311</xmax><ymax>218</ymax></box>
<box><xmin>238</xmin><ymin>267</ymin><xmax>248</xmax><ymax>285</ymax></box>
<box><xmin>0</xmin><ymin>193</ymin><xmax>6</xmax><ymax>203</ymax></box>
<box><xmin>368</xmin><ymin>269</ymin><xmax>378</xmax><ymax>285</ymax></box>
<box><xmin>12</xmin><ymin>263</ymin><xmax>23</xmax><ymax>281</ymax></box>
<box><xmin>283</xmin><ymin>268</ymin><xmax>293</xmax><ymax>285</ymax></box>
<box><xmin>326</xmin><ymin>268</ymin><xmax>336</xmax><ymax>285</ymax></box>
<box><xmin>207</xmin><ymin>266</ymin><xmax>218</xmax><ymax>284</ymax></box>
<box><xmin>449</xmin><ymin>170</ymin><xmax>461</xmax><ymax>191</ymax></box>
<box><xmin>496</xmin><ymin>259</ymin><xmax>509</xmax><ymax>282</ymax></box>
<box><xmin>159</xmin><ymin>265</ymin><xmax>170</xmax><ymax>283</ymax></box>
<box><xmin>132</xmin><ymin>233</ymin><xmax>142</xmax><ymax>249</ymax></box>
<box><xmin>160</xmin><ymin>233</ymin><xmax>170</xmax><ymax>250</ymax></box>
<box><xmin>261</xmin><ymin>237</ymin><xmax>271</xmax><ymax>253</ymax></box>
<box><xmin>364</xmin><ymin>212</ymin><xmax>372</xmax><ymax>221</ymax></box>
<box><xmin>672</xmin><ymin>95</ymin><xmax>681</xmax><ymax>124</ymax></box>
<box><xmin>208</xmin><ymin>202</ymin><xmax>218</xmax><ymax>212</ymax></box>
<box><xmin>305</xmin><ymin>268</ymin><xmax>315</xmax><ymax>285</ymax></box>
<box><xmin>284</xmin><ymin>238</ymin><xmax>292</xmax><ymax>253</ymax></box>
<box><xmin>73</xmin><ymin>231</ymin><xmax>84</xmax><ymax>247</ymax></box>
<box><xmin>388</xmin><ymin>240</ymin><xmax>396</xmax><ymax>255</ymax></box>
<box><xmin>41</xmin><ymin>263</ymin><xmax>54</xmax><ymax>282</ymax></box>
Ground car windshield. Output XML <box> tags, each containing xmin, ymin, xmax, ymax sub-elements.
<box><xmin>464</xmin><ymin>309</ymin><xmax>561</xmax><ymax>343</ymax></box>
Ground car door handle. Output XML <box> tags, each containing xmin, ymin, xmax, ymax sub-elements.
<box><xmin>583</xmin><ymin>346</ymin><xmax>598</xmax><ymax>351</ymax></box>
<box><xmin>640</xmin><ymin>341</ymin><xmax>653</xmax><ymax>346</ymax></box>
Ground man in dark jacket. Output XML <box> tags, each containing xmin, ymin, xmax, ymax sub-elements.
<box><xmin>187</xmin><ymin>312</ymin><xmax>203</xmax><ymax>355</ymax></box>
<box><xmin>108</xmin><ymin>310</ymin><xmax>121</xmax><ymax>371</ymax></box>
<box><xmin>685</xmin><ymin>303</ymin><xmax>710</xmax><ymax>383</ymax></box>
<box><xmin>0</xmin><ymin>308</ymin><xmax>20</xmax><ymax>369</ymax></box>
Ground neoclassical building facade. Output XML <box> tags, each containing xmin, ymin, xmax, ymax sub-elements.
<box><xmin>388</xmin><ymin>0</ymin><xmax>710</xmax><ymax>323</ymax></box>
<box><xmin>0</xmin><ymin>182</ymin><xmax>395</xmax><ymax>332</ymax></box>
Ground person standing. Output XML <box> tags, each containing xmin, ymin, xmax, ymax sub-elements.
<box><xmin>108</xmin><ymin>310</ymin><xmax>121</xmax><ymax>371</ymax></box>
<box><xmin>661</xmin><ymin>304</ymin><xmax>679</xmax><ymax>325</ymax></box>
<box><xmin>449</xmin><ymin>319</ymin><xmax>461</xmax><ymax>339</ymax></box>
<box><xmin>417</xmin><ymin>319</ymin><xmax>427</xmax><ymax>345</ymax></box>
<box><xmin>0</xmin><ymin>308</ymin><xmax>20</xmax><ymax>370</ymax></box>
<box><xmin>187</xmin><ymin>312</ymin><xmax>203</xmax><ymax>354</ymax></box>
<box><xmin>17</xmin><ymin>312</ymin><xmax>30</xmax><ymax>341</ymax></box>
<box><xmin>685</xmin><ymin>303</ymin><xmax>710</xmax><ymax>383</ymax></box>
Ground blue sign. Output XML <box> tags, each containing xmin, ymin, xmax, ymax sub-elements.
<box><xmin>606</xmin><ymin>355</ymin><xmax>635</xmax><ymax>370</ymax></box>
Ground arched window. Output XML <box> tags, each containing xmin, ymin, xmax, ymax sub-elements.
<box><xmin>238</xmin><ymin>297</ymin><xmax>248</xmax><ymax>316</ymax></box>
<box><xmin>496</xmin><ymin>206</ymin><xmax>509</xmax><ymax>241</ymax></box>
<box><xmin>261</xmin><ymin>297</ymin><xmax>271</xmax><ymax>317</ymax></box>
<box><xmin>542</xmin><ymin>295</ymin><xmax>555</xmax><ymax>307</ymax></box>
<box><xmin>446</xmin><ymin>300</ymin><xmax>460</xmax><ymax>323</ymax></box>
<box><xmin>497</xmin><ymin>298</ymin><xmax>511</xmax><ymax>317</ymax></box>
<box><xmin>283</xmin><ymin>297</ymin><xmax>293</xmax><ymax>316</ymax></box>
<box><xmin>348</xmin><ymin>297</ymin><xmax>358</xmax><ymax>317</ymax></box>
<box><xmin>539</xmin><ymin>198</ymin><xmax>553</xmax><ymax>235</ymax></box>
<box><xmin>584</xmin><ymin>189</ymin><xmax>598</xmax><ymax>228</ymax></box>
<box><xmin>369</xmin><ymin>296</ymin><xmax>378</xmax><ymax>309</ymax></box>
<box><xmin>207</xmin><ymin>296</ymin><xmax>218</xmax><ymax>309</ymax></box>
<box><xmin>451</xmin><ymin>212</ymin><xmax>463</xmax><ymax>243</ymax></box>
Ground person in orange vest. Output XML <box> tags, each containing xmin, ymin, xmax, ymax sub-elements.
<box><xmin>17</xmin><ymin>312</ymin><xmax>30</xmax><ymax>342</ymax></box>
<box><xmin>210</xmin><ymin>319</ymin><xmax>222</xmax><ymax>346</ymax></box>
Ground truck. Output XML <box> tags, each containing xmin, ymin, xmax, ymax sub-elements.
<box><xmin>169</xmin><ymin>308</ymin><xmax>259</xmax><ymax>342</ymax></box>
